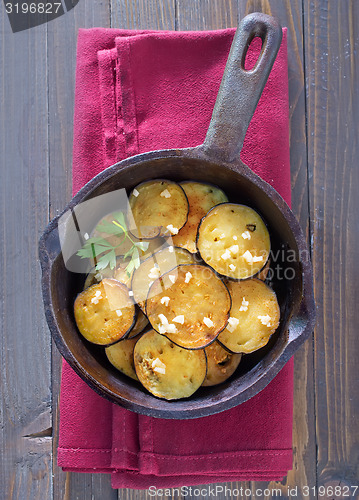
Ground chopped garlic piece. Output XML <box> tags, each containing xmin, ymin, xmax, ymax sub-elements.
<box><xmin>258</xmin><ymin>315</ymin><xmax>272</xmax><ymax>326</ymax></box>
<box><xmin>241</xmin><ymin>230</ymin><xmax>251</xmax><ymax>240</ymax></box>
<box><xmin>233</xmin><ymin>235</ymin><xmax>238</xmax><ymax>241</ymax></box>
<box><xmin>229</xmin><ymin>264</ymin><xmax>236</xmax><ymax>272</ymax></box>
<box><xmin>133</xmin><ymin>188</ymin><xmax>139</xmax><ymax>197</ymax></box>
<box><xmin>203</xmin><ymin>317</ymin><xmax>214</xmax><ymax>328</ymax></box>
<box><xmin>153</xmin><ymin>366</ymin><xmax>166</xmax><ymax>375</ymax></box>
<box><xmin>152</xmin><ymin>358</ymin><xmax>166</xmax><ymax>370</ymax></box>
<box><xmin>239</xmin><ymin>296</ymin><xmax>249</xmax><ymax>312</ymax></box>
<box><xmin>242</xmin><ymin>250</ymin><xmax>254</xmax><ymax>263</ymax></box>
<box><xmin>173</xmin><ymin>315</ymin><xmax>184</xmax><ymax>324</ymax></box>
<box><xmin>221</xmin><ymin>249</ymin><xmax>231</xmax><ymax>260</ymax></box>
<box><xmin>168</xmin><ymin>274</ymin><xmax>176</xmax><ymax>284</ymax></box>
<box><xmin>84</xmin><ymin>232</ymin><xmax>89</xmax><ymax>240</ymax></box>
<box><xmin>168</xmin><ymin>245</ymin><xmax>174</xmax><ymax>253</ymax></box>
<box><xmin>229</xmin><ymin>244</ymin><xmax>239</xmax><ymax>254</ymax></box>
<box><xmin>148</xmin><ymin>266</ymin><xmax>161</xmax><ymax>279</ymax></box>
<box><xmin>91</xmin><ymin>297</ymin><xmax>99</xmax><ymax>305</ymax></box>
<box><xmin>253</xmin><ymin>255</ymin><xmax>264</xmax><ymax>262</ymax></box>
<box><xmin>227</xmin><ymin>316</ymin><xmax>240</xmax><ymax>332</ymax></box>
<box><xmin>166</xmin><ymin>323</ymin><xmax>178</xmax><ymax>334</ymax></box>
<box><xmin>115</xmin><ymin>309</ymin><xmax>122</xmax><ymax>317</ymax></box>
<box><xmin>95</xmin><ymin>290</ymin><xmax>102</xmax><ymax>297</ymax></box>
<box><xmin>160</xmin><ymin>296</ymin><xmax>170</xmax><ymax>306</ymax></box>
<box><xmin>158</xmin><ymin>325</ymin><xmax>167</xmax><ymax>335</ymax></box>
<box><xmin>166</xmin><ymin>224</ymin><xmax>179</xmax><ymax>235</ymax></box>
<box><xmin>160</xmin><ymin>189</ymin><xmax>171</xmax><ymax>198</ymax></box>
<box><xmin>185</xmin><ymin>272</ymin><xmax>192</xmax><ymax>283</ymax></box>
<box><xmin>158</xmin><ymin>314</ymin><xmax>169</xmax><ymax>325</ymax></box>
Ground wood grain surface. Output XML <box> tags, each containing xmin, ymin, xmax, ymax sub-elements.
<box><xmin>0</xmin><ymin>0</ymin><xmax>357</xmax><ymax>499</ymax></box>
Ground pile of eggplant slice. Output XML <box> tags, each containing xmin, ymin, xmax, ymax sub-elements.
<box><xmin>74</xmin><ymin>179</ymin><xmax>280</xmax><ymax>400</ymax></box>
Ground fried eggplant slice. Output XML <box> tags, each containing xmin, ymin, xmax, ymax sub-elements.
<box><xmin>146</xmin><ymin>264</ymin><xmax>231</xmax><ymax>349</ymax></box>
<box><xmin>134</xmin><ymin>329</ymin><xmax>207</xmax><ymax>400</ymax></box>
<box><xmin>128</xmin><ymin>180</ymin><xmax>189</xmax><ymax>239</ymax></box>
<box><xmin>74</xmin><ymin>279</ymin><xmax>136</xmax><ymax>346</ymax></box>
<box><xmin>127</xmin><ymin>307</ymin><xmax>149</xmax><ymax>339</ymax></box>
<box><xmin>197</xmin><ymin>203</ymin><xmax>270</xmax><ymax>280</ymax></box>
<box><xmin>172</xmin><ymin>181</ymin><xmax>228</xmax><ymax>253</ymax></box>
<box><xmin>131</xmin><ymin>246</ymin><xmax>195</xmax><ymax>309</ymax></box>
<box><xmin>202</xmin><ymin>341</ymin><xmax>242</xmax><ymax>386</ymax></box>
<box><xmin>217</xmin><ymin>278</ymin><xmax>280</xmax><ymax>354</ymax></box>
<box><xmin>105</xmin><ymin>336</ymin><xmax>140</xmax><ymax>381</ymax></box>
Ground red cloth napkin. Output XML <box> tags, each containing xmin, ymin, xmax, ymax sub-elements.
<box><xmin>58</xmin><ymin>27</ymin><xmax>294</xmax><ymax>490</ymax></box>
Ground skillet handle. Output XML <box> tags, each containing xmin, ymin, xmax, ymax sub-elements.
<box><xmin>200</xmin><ymin>13</ymin><xmax>282</xmax><ymax>163</ymax></box>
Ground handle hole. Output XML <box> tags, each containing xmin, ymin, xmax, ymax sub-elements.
<box><xmin>243</xmin><ymin>35</ymin><xmax>263</xmax><ymax>71</ymax></box>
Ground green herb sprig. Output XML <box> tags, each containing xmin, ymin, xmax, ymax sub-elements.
<box><xmin>76</xmin><ymin>211</ymin><xmax>149</xmax><ymax>275</ymax></box>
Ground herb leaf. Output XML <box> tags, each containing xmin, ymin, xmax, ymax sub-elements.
<box><xmin>76</xmin><ymin>211</ymin><xmax>148</xmax><ymax>276</ymax></box>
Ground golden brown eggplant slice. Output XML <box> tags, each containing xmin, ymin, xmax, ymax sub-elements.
<box><xmin>105</xmin><ymin>336</ymin><xmax>140</xmax><ymax>381</ymax></box>
<box><xmin>134</xmin><ymin>329</ymin><xmax>207</xmax><ymax>400</ymax></box>
<box><xmin>217</xmin><ymin>278</ymin><xmax>280</xmax><ymax>354</ymax></box>
<box><xmin>197</xmin><ymin>203</ymin><xmax>270</xmax><ymax>280</ymax></box>
<box><xmin>131</xmin><ymin>246</ymin><xmax>195</xmax><ymax>309</ymax></box>
<box><xmin>172</xmin><ymin>181</ymin><xmax>228</xmax><ymax>253</ymax></box>
<box><xmin>74</xmin><ymin>279</ymin><xmax>136</xmax><ymax>346</ymax></box>
<box><xmin>128</xmin><ymin>180</ymin><xmax>189</xmax><ymax>239</ymax></box>
<box><xmin>202</xmin><ymin>341</ymin><xmax>242</xmax><ymax>386</ymax></box>
<box><xmin>146</xmin><ymin>264</ymin><xmax>231</xmax><ymax>349</ymax></box>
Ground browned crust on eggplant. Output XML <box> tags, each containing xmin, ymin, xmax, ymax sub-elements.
<box><xmin>146</xmin><ymin>264</ymin><xmax>231</xmax><ymax>350</ymax></box>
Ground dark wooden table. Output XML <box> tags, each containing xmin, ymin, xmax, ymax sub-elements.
<box><xmin>1</xmin><ymin>1</ymin><xmax>358</xmax><ymax>498</ymax></box>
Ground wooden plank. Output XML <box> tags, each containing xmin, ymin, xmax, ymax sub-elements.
<box><xmin>239</xmin><ymin>1</ymin><xmax>317</xmax><ymax>498</ymax></box>
<box><xmin>175</xmin><ymin>0</ymin><xmax>315</xmax><ymax>498</ymax></box>
<box><xmin>46</xmin><ymin>1</ymin><xmax>116</xmax><ymax>498</ymax></box>
<box><xmin>304</xmin><ymin>0</ymin><xmax>359</xmax><ymax>494</ymax></box>
<box><xmin>0</xmin><ymin>10</ymin><xmax>52</xmax><ymax>500</ymax></box>
<box><xmin>176</xmin><ymin>0</ymin><xmax>238</xmax><ymax>30</ymax></box>
<box><xmin>111</xmin><ymin>0</ymin><xmax>175</xmax><ymax>30</ymax></box>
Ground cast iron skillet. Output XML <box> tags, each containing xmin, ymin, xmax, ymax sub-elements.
<box><xmin>39</xmin><ymin>13</ymin><xmax>315</xmax><ymax>419</ymax></box>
